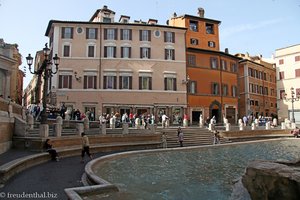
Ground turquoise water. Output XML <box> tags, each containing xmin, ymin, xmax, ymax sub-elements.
<box><xmin>92</xmin><ymin>139</ymin><xmax>300</xmax><ymax>200</ymax></box>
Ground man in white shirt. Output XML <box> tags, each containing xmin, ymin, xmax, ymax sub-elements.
<box><xmin>162</xmin><ymin>114</ymin><xmax>168</xmax><ymax>128</ymax></box>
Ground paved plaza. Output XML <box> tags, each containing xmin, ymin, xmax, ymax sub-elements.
<box><xmin>0</xmin><ymin>150</ymin><xmax>116</xmax><ymax>199</ymax></box>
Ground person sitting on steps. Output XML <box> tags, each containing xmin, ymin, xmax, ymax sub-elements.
<box><xmin>291</xmin><ymin>127</ymin><xmax>300</xmax><ymax>138</ymax></box>
<box><xmin>44</xmin><ymin>139</ymin><xmax>59</xmax><ymax>161</ymax></box>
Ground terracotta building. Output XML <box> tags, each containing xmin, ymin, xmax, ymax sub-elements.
<box><xmin>35</xmin><ymin>5</ymin><xmax>187</xmax><ymax>124</ymax></box>
<box><xmin>169</xmin><ymin>8</ymin><xmax>240</xmax><ymax>124</ymax></box>
<box><xmin>236</xmin><ymin>53</ymin><xmax>277</xmax><ymax>119</ymax></box>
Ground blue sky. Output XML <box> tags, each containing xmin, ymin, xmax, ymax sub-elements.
<box><xmin>0</xmin><ymin>0</ymin><xmax>299</xmax><ymax>87</ymax></box>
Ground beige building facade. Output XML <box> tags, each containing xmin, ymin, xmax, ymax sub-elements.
<box><xmin>0</xmin><ymin>38</ymin><xmax>23</xmax><ymax>104</ymax></box>
<box><xmin>276</xmin><ymin>44</ymin><xmax>300</xmax><ymax>124</ymax></box>
<box><xmin>42</xmin><ymin>6</ymin><xmax>187</xmax><ymax>123</ymax></box>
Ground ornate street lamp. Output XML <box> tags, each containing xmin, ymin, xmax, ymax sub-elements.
<box><xmin>26</xmin><ymin>43</ymin><xmax>60</xmax><ymax>124</ymax></box>
<box><xmin>284</xmin><ymin>87</ymin><xmax>300</xmax><ymax>123</ymax></box>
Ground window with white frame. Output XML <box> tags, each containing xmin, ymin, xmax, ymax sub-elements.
<box><xmin>139</xmin><ymin>74</ymin><xmax>152</xmax><ymax>90</ymax></box>
<box><xmin>212</xmin><ymin>82</ymin><xmax>219</xmax><ymax>95</ymax></box>
<box><xmin>63</xmin><ymin>45</ymin><xmax>70</xmax><ymax>57</ymax></box>
<box><xmin>165</xmin><ymin>77</ymin><xmax>177</xmax><ymax>91</ymax></box>
<box><xmin>140</xmin><ymin>47</ymin><xmax>151</xmax><ymax>59</ymax></box>
<box><xmin>187</xmin><ymin>54</ymin><xmax>196</xmax><ymax>66</ymax></box>
<box><xmin>121</xmin><ymin>29</ymin><xmax>132</xmax><ymax>40</ymax></box>
<box><xmin>164</xmin><ymin>75</ymin><xmax>177</xmax><ymax>91</ymax></box>
<box><xmin>58</xmin><ymin>75</ymin><xmax>72</xmax><ymax>89</ymax></box>
<box><xmin>221</xmin><ymin>59</ymin><xmax>227</xmax><ymax>71</ymax></box>
<box><xmin>103</xmin><ymin>75</ymin><xmax>116</xmax><ymax>89</ymax></box>
<box><xmin>205</xmin><ymin>23</ymin><xmax>214</xmax><ymax>34</ymax></box>
<box><xmin>140</xmin><ymin>30</ymin><xmax>151</xmax><ymax>41</ymax></box>
<box><xmin>119</xmin><ymin>76</ymin><xmax>132</xmax><ymax>89</ymax></box>
<box><xmin>232</xmin><ymin>85</ymin><xmax>237</xmax><ymax>97</ymax></box>
<box><xmin>104</xmin><ymin>29</ymin><xmax>117</xmax><ymax>40</ymax></box>
<box><xmin>87</xmin><ymin>45</ymin><xmax>95</xmax><ymax>57</ymax></box>
<box><xmin>190</xmin><ymin>38</ymin><xmax>199</xmax><ymax>45</ymax></box>
<box><xmin>279</xmin><ymin>71</ymin><xmax>285</xmax><ymax>80</ymax></box>
<box><xmin>279</xmin><ymin>90</ymin><xmax>285</xmax><ymax>99</ymax></box>
<box><xmin>86</xmin><ymin>28</ymin><xmax>97</xmax><ymax>39</ymax></box>
<box><xmin>222</xmin><ymin>84</ymin><xmax>228</xmax><ymax>96</ymax></box>
<box><xmin>165</xmin><ymin>49</ymin><xmax>175</xmax><ymax>60</ymax></box>
<box><xmin>189</xmin><ymin>20</ymin><xmax>198</xmax><ymax>32</ymax></box>
<box><xmin>121</xmin><ymin>47</ymin><xmax>131</xmax><ymax>58</ymax></box>
<box><xmin>84</xmin><ymin>76</ymin><xmax>97</xmax><ymax>89</ymax></box>
<box><xmin>189</xmin><ymin>81</ymin><xmax>197</xmax><ymax>94</ymax></box>
<box><xmin>62</xmin><ymin>27</ymin><xmax>73</xmax><ymax>39</ymax></box>
<box><xmin>210</xmin><ymin>57</ymin><xmax>218</xmax><ymax>69</ymax></box>
<box><xmin>208</xmin><ymin>41</ymin><xmax>215</xmax><ymax>48</ymax></box>
<box><xmin>164</xmin><ymin>32</ymin><xmax>175</xmax><ymax>43</ymax></box>
<box><xmin>104</xmin><ymin>46</ymin><xmax>116</xmax><ymax>58</ymax></box>
<box><xmin>103</xmin><ymin>17</ymin><xmax>111</xmax><ymax>23</ymax></box>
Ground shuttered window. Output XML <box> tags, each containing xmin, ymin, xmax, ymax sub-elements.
<box><xmin>58</xmin><ymin>75</ymin><xmax>72</xmax><ymax>89</ymax></box>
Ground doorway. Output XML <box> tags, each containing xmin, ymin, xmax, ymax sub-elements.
<box><xmin>209</xmin><ymin>100</ymin><xmax>221</xmax><ymax>124</ymax></box>
<box><xmin>226</xmin><ymin>107</ymin><xmax>236</xmax><ymax>124</ymax></box>
<box><xmin>192</xmin><ymin>111</ymin><xmax>202</xmax><ymax>125</ymax></box>
<box><xmin>212</xmin><ymin>109</ymin><xmax>219</xmax><ymax>123</ymax></box>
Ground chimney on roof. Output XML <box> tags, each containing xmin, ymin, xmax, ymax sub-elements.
<box><xmin>148</xmin><ymin>19</ymin><xmax>158</xmax><ymax>25</ymax></box>
<box><xmin>173</xmin><ymin>12</ymin><xmax>177</xmax><ymax>18</ymax></box>
<box><xmin>103</xmin><ymin>5</ymin><xmax>108</xmax><ymax>9</ymax></box>
<box><xmin>225</xmin><ymin>48</ymin><xmax>229</xmax><ymax>54</ymax></box>
<box><xmin>198</xmin><ymin>7</ymin><xmax>205</xmax><ymax>17</ymax></box>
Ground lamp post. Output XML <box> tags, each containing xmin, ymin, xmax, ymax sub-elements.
<box><xmin>26</xmin><ymin>43</ymin><xmax>60</xmax><ymax>124</ymax></box>
<box><xmin>284</xmin><ymin>87</ymin><xmax>300</xmax><ymax>123</ymax></box>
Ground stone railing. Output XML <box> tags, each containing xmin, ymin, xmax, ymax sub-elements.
<box><xmin>25</xmin><ymin>115</ymin><xmax>158</xmax><ymax>138</ymax></box>
<box><xmin>0</xmin><ymin>98</ymin><xmax>24</xmax><ymax>117</ymax></box>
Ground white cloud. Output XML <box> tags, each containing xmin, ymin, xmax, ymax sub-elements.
<box><xmin>221</xmin><ymin>18</ymin><xmax>284</xmax><ymax>38</ymax></box>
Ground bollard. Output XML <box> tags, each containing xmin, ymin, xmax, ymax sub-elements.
<box><xmin>281</xmin><ymin>122</ymin><xmax>286</xmax><ymax>130</ymax></box>
<box><xmin>99</xmin><ymin>124</ymin><xmax>106</xmax><ymax>135</ymax></box>
<box><xmin>54</xmin><ymin>116</ymin><xmax>63</xmax><ymax>137</ymax></box>
<box><xmin>76</xmin><ymin>123</ymin><xmax>84</xmax><ymax>136</ymax></box>
<box><xmin>265</xmin><ymin>121</ymin><xmax>271</xmax><ymax>130</ymax></box>
<box><xmin>183</xmin><ymin>118</ymin><xmax>188</xmax><ymax>128</ymax></box>
<box><xmin>39</xmin><ymin>124</ymin><xmax>49</xmax><ymax>138</ymax></box>
<box><xmin>27</xmin><ymin>114</ymin><xmax>34</xmax><ymax>130</ymax></box>
<box><xmin>122</xmin><ymin>123</ymin><xmax>129</xmax><ymax>134</ymax></box>
<box><xmin>135</xmin><ymin>118</ymin><xmax>140</xmax><ymax>129</ymax></box>
<box><xmin>291</xmin><ymin>122</ymin><xmax>296</xmax><ymax>129</ymax></box>
<box><xmin>239</xmin><ymin>123</ymin><xmax>244</xmax><ymax>131</ymax></box>
<box><xmin>199</xmin><ymin>115</ymin><xmax>204</xmax><ymax>128</ymax></box>
<box><xmin>22</xmin><ymin>108</ymin><xmax>27</xmax><ymax>120</ymax></box>
<box><xmin>149</xmin><ymin>124</ymin><xmax>156</xmax><ymax>133</ymax></box>
<box><xmin>166</xmin><ymin>119</ymin><xmax>170</xmax><ymax>128</ymax></box>
<box><xmin>225</xmin><ymin>123</ymin><xmax>231</xmax><ymax>131</ymax></box>
<box><xmin>272</xmin><ymin>118</ymin><xmax>278</xmax><ymax>127</ymax></box>
<box><xmin>209</xmin><ymin>123</ymin><xmax>215</xmax><ymax>131</ymax></box>
<box><xmin>8</xmin><ymin>104</ymin><xmax>13</xmax><ymax>117</ymax></box>
<box><xmin>251</xmin><ymin>122</ymin><xmax>256</xmax><ymax>130</ymax></box>
<box><xmin>254</xmin><ymin>119</ymin><xmax>259</xmax><ymax>127</ymax></box>
<box><xmin>83</xmin><ymin>117</ymin><xmax>89</xmax><ymax>130</ymax></box>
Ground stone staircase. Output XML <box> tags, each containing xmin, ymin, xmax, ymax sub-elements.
<box><xmin>26</xmin><ymin>123</ymin><xmax>77</xmax><ymax>137</ymax></box>
<box><xmin>158</xmin><ymin>127</ymin><xmax>212</xmax><ymax>148</ymax></box>
<box><xmin>158</xmin><ymin>127</ymin><xmax>231</xmax><ymax>148</ymax></box>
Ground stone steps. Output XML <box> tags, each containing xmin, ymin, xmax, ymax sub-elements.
<box><xmin>164</xmin><ymin>130</ymin><xmax>213</xmax><ymax>148</ymax></box>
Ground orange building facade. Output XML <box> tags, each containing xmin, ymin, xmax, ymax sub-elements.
<box><xmin>169</xmin><ymin>8</ymin><xmax>240</xmax><ymax>124</ymax></box>
<box><xmin>237</xmin><ymin>54</ymin><xmax>277</xmax><ymax>119</ymax></box>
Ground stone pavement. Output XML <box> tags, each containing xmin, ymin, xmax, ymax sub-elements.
<box><xmin>0</xmin><ymin>149</ymin><xmax>117</xmax><ymax>200</ymax></box>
